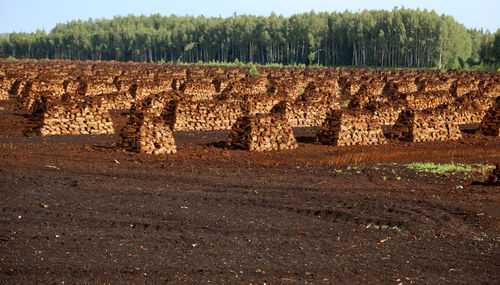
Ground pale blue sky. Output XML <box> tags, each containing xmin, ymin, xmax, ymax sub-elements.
<box><xmin>0</xmin><ymin>0</ymin><xmax>498</xmax><ymax>33</ymax></box>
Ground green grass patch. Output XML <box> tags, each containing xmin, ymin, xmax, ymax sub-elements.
<box><xmin>363</xmin><ymin>223</ymin><xmax>401</xmax><ymax>232</ymax></box>
<box><xmin>0</xmin><ymin>106</ymin><xmax>4</xmax><ymax>111</ymax></box>
<box><xmin>405</xmin><ymin>162</ymin><xmax>494</xmax><ymax>174</ymax></box>
<box><xmin>248</xmin><ymin>65</ymin><xmax>260</xmax><ymax>76</ymax></box>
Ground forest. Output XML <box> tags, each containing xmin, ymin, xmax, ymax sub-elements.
<box><xmin>0</xmin><ymin>8</ymin><xmax>499</xmax><ymax>70</ymax></box>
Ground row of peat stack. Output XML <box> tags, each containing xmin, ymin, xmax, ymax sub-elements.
<box><xmin>389</xmin><ymin>110</ymin><xmax>462</xmax><ymax>142</ymax></box>
<box><xmin>24</xmin><ymin>96</ymin><xmax>115</xmax><ymax>136</ymax></box>
<box><xmin>227</xmin><ymin>114</ymin><xmax>298</xmax><ymax>151</ymax></box>
<box><xmin>317</xmin><ymin>110</ymin><xmax>387</xmax><ymax>146</ymax></box>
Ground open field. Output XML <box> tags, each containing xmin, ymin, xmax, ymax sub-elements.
<box><xmin>0</xmin><ymin>60</ymin><xmax>499</xmax><ymax>283</ymax></box>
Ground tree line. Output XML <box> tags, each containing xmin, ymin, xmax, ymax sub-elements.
<box><xmin>0</xmin><ymin>8</ymin><xmax>499</xmax><ymax>70</ymax></box>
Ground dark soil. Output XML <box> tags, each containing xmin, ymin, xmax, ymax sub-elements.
<box><xmin>1</xmin><ymin>99</ymin><xmax>499</xmax><ymax>284</ymax></box>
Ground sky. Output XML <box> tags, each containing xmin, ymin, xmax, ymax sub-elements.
<box><xmin>0</xmin><ymin>0</ymin><xmax>498</xmax><ymax>34</ymax></box>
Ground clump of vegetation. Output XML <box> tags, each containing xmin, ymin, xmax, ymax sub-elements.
<box><xmin>7</xmin><ymin>56</ymin><xmax>16</xmax><ymax>61</ymax></box>
<box><xmin>363</xmin><ymin>223</ymin><xmax>401</xmax><ymax>232</ymax></box>
<box><xmin>248</xmin><ymin>65</ymin><xmax>260</xmax><ymax>76</ymax></box>
<box><xmin>341</xmin><ymin>102</ymin><xmax>349</xmax><ymax>108</ymax></box>
<box><xmin>405</xmin><ymin>162</ymin><xmax>494</xmax><ymax>174</ymax></box>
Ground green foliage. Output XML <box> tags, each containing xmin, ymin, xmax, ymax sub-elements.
<box><xmin>184</xmin><ymin>42</ymin><xmax>197</xmax><ymax>53</ymax></box>
<box><xmin>405</xmin><ymin>162</ymin><xmax>494</xmax><ymax>174</ymax></box>
<box><xmin>248</xmin><ymin>65</ymin><xmax>260</xmax><ymax>76</ymax></box>
<box><xmin>7</xmin><ymin>55</ymin><xmax>16</xmax><ymax>61</ymax></box>
<box><xmin>474</xmin><ymin>29</ymin><xmax>500</xmax><ymax>70</ymax></box>
<box><xmin>363</xmin><ymin>223</ymin><xmax>401</xmax><ymax>232</ymax></box>
<box><xmin>0</xmin><ymin>9</ymin><xmax>492</xmax><ymax>69</ymax></box>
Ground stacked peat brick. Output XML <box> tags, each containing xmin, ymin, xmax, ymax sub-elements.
<box><xmin>118</xmin><ymin>94</ymin><xmax>177</xmax><ymax>155</ymax></box>
<box><xmin>1</xmin><ymin>59</ymin><xmax>499</xmax><ymax>152</ymax></box>
<box><xmin>227</xmin><ymin>114</ymin><xmax>297</xmax><ymax>151</ymax></box>
<box><xmin>180</xmin><ymin>78</ymin><xmax>218</xmax><ymax>101</ymax></box>
<box><xmin>442</xmin><ymin>92</ymin><xmax>494</xmax><ymax>125</ymax></box>
<box><xmin>24</xmin><ymin>96</ymin><xmax>114</xmax><ymax>136</ymax></box>
<box><xmin>402</xmin><ymin>90</ymin><xmax>454</xmax><ymax>111</ymax></box>
<box><xmin>0</xmin><ymin>76</ymin><xmax>13</xmax><ymax>100</ymax></box>
<box><xmin>372</xmin><ymin>104</ymin><xmax>406</xmax><ymax>126</ymax></box>
<box><xmin>273</xmin><ymin>83</ymin><xmax>340</xmax><ymax>127</ymax></box>
<box><xmin>478</xmin><ymin>97</ymin><xmax>499</xmax><ymax>136</ymax></box>
<box><xmin>317</xmin><ymin>109</ymin><xmax>387</xmax><ymax>146</ymax></box>
<box><xmin>389</xmin><ymin>110</ymin><xmax>461</xmax><ymax>142</ymax></box>
<box><xmin>168</xmin><ymin>100</ymin><xmax>244</xmax><ymax>131</ymax></box>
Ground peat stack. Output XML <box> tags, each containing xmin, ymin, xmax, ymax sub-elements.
<box><xmin>0</xmin><ymin>76</ymin><xmax>12</xmax><ymax>100</ymax></box>
<box><xmin>443</xmin><ymin>92</ymin><xmax>493</xmax><ymax>125</ymax></box>
<box><xmin>271</xmin><ymin>88</ymin><xmax>340</xmax><ymax>128</ymax></box>
<box><xmin>84</xmin><ymin>80</ymin><xmax>119</xmax><ymax>96</ymax></box>
<box><xmin>478</xmin><ymin>97</ymin><xmax>500</xmax><ymax>136</ymax></box>
<box><xmin>405</xmin><ymin>90</ymin><xmax>455</xmax><ymax>111</ymax></box>
<box><xmin>450</xmin><ymin>80</ymin><xmax>477</xmax><ymax>97</ymax></box>
<box><xmin>341</xmin><ymin>80</ymin><xmax>362</xmax><ymax>95</ymax></box>
<box><xmin>383</xmin><ymin>79</ymin><xmax>418</xmax><ymax>96</ymax></box>
<box><xmin>172</xmin><ymin>100</ymin><xmax>244</xmax><ymax>131</ymax></box>
<box><xmin>270</xmin><ymin>100</ymin><xmax>294</xmax><ymax>120</ymax></box>
<box><xmin>239</xmin><ymin>93</ymin><xmax>284</xmax><ymax>116</ymax></box>
<box><xmin>118</xmin><ymin>111</ymin><xmax>177</xmax><ymax>155</ymax></box>
<box><xmin>417</xmin><ymin>79</ymin><xmax>453</xmax><ymax>92</ymax></box>
<box><xmin>94</xmin><ymin>91</ymin><xmax>136</xmax><ymax>110</ymax></box>
<box><xmin>370</xmin><ymin>102</ymin><xmax>406</xmax><ymax>126</ymax></box>
<box><xmin>317</xmin><ymin>109</ymin><xmax>387</xmax><ymax>146</ymax></box>
<box><xmin>267</xmin><ymin>78</ymin><xmax>308</xmax><ymax>100</ymax></box>
<box><xmin>390</xmin><ymin>109</ymin><xmax>461</xmax><ymax>142</ymax></box>
<box><xmin>24</xmin><ymin>96</ymin><xmax>115</xmax><ymax>136</ymax></box>
<box><xmin>179</xmin><ymin>78</ymin><xmax>218</xmax><ymax>101</ymax></box>
<box><xmin>8</xmin><ymin>79</ymin><xmax>24</xmax><ymax>98</ymax></box>
<box><xmin>227</xmin><ymin>114</ymin><xmax>297</xmax><ymax>151</ymax></box>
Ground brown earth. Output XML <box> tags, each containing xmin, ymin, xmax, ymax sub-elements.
<box><xmin>0</xmin><ymin>99</ymin><xmax>499</xmax><ymax>284</ymax></box>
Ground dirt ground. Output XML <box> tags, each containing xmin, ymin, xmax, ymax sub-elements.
<box><xmin>0</xmin><ymin>99</ymin><xmax>499</xmax><ymax>284</ymax></box>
